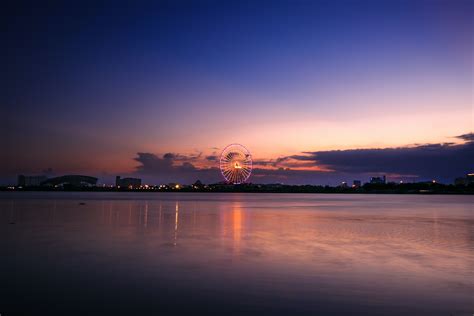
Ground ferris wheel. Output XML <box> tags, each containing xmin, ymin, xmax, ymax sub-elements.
<box><xmin>219</xmin><ymin>144</ymin><xmax>252</xmax><ymax>184</ymax></box>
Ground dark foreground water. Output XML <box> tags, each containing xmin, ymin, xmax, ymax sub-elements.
<box><xmin>1</xmin><ymin>192</ymin><xmax>473</xmax><ymax>316</ymax></box>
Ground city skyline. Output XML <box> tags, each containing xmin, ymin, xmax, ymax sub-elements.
<box><xmin>3</xmin><ymin>0</ymin><xmax>473</xmax><ymax>185</ymax></box>
<box><xmin>9</xmin><ymin>132</ymin><xmax>474</xmax><ymax>186</ymax></box>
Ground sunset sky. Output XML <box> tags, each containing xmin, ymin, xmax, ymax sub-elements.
<box><xmin>3</xmin><ymin>0</ymin><xmax>473</xmax><ymax>185</ymax></box>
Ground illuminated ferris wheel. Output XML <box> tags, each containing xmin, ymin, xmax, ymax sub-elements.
<box><xmin>220</xmin><ymin>144</ymin><xmax>252</xmax><ymax>184</ymax></box>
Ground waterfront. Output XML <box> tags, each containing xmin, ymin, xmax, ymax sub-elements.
<box><xmin>1</xmin><ymin>192</ymin><xmax>473</xmax><ymax>315</ymax></box>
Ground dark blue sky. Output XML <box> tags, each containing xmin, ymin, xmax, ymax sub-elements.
<box><xmin>2</xmin><ymin>0</ymin><xmax>473</xmax><ymax>184</ymax></box>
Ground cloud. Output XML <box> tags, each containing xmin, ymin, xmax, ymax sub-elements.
<box><xmin>162</xmin><ymin>153</ymin><xmax>175</xmax><ymax>159</ymax></box>
<box><xmin>456</xmin><ymin>132</ymin><xmax>474</xmax><ymax>142</ymax></box>
<box><xmin>134</xmin><ymin>153</ymin><xmax>174</xmax><ymax>173</ymax></box>
<box><xmin>133</xmin><ymin>152</ymin><xmax>220</xmax><ymax>184</ymax></box>
<box><xmin>205</xmin><ymin>155</ymin><xmax>218</xmax><ymax>161</ymax></box>
<box><xmin>162</xmin><ymin>152</ymin><xmax>202</xmax><ymax>162</ymax></box>
<box><xmin>133</xmin><ymin>152</ymin><xmax>351</xmax><ymax>185</ymax></box>
<box><xmin>251</xmin><ymin>168</ymin><xmax>338</xmax><ymax>184</ymax></box>
<box><xmin>285</xmin><ymin>136</ymin><xmax>473</xmax><ymax>182</ymax></box>
<box><xmin>131</xmin><ymin>133</ymin><xmax>473</xmax><ymax>185</ymax></box>
<box><xmin>252</xmin><ymin>159</ymin><xmax>276</xmax><ymax>167</ymax></box>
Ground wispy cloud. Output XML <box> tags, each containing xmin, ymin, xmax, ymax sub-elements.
<box><xmin>455</xmin><ymin>132</ymin><xmax>474</xmax><ymax>142</ymax></box>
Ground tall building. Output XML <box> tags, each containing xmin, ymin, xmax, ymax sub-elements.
<box><xmin>454</xmin><ymin>173</ymin><xmax>474</xmax><ymax>186</ymax></box>
<box><xmin>370</xmin><ymin>175</ymin><xmax>386</xmax><ymax>184</ymax></box>
<box><xmin>353</xmin><ymin>180</ymin><xmax>361</xmax><ymax>188</ymax></box>
<box><xmin>17</xmin><ymin>175</ymin><xmax>47</xmax><ymax>187</ymax></box>
<box><xmin>468</xmin><ymin>173</ymin><xmax>474</xmax><ymax>184</ymax></box>
<box><xmin>116</xmin><ymin>176</ymin><xmax>141</xmax><ymax>189</ymax></box>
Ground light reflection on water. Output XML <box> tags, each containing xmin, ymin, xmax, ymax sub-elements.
<box><xmin>1</xmin><ymin>192</ymin><xmax>473</xmax><ymax>315</ymax></box>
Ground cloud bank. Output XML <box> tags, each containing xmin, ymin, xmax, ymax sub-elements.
<box><xmin>132</xmin><ymin>133</ymin><xmax>473</xmax><ymax>185</ymax></box>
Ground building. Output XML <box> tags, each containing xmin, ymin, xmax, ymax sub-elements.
<box><xmin>116</xmin><ymin>176</ymin><xmax>141</xmax><ymax>189</ymax></box>
<box><xmin>353</xmin><ymin>180</ymin><xmax>362</xmax><ymax>188</ymax></box>
<box><xmin>454</xmin><ymin>173</ymin><xmax>474</xmax><ymax>186</ymax></box>
<box><xmin>192</xmin><ymin>180</ymin><xmax>204</xmax><ymax>189</ymax></box>
<box><xmin>42</xmin><ymin>175</ymin><xmax>97</xmax><ymax>187</ymax></box>
<box><xmin>370</xmin><ymin>175</ymin><xmax>386</xmax><ymax>184</ymax></box>
<box><xmin>17</xmin><ymin>175</ymin><xmax>48</xmax><ymax>187</ymax></box>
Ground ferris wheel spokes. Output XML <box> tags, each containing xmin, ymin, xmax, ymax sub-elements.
<box><xmin>219</xmin><ymin>144</ymin><xmax>252</xmax><ymax>184</ymax></box>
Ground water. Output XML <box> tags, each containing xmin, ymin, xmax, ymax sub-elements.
<box><xmin>1</xmin><ymin>192</ymin><xmax>473</xmax><ymax>315</ymax></box>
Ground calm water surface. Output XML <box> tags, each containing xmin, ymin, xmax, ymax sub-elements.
<box><xmin>1</xmin><ymin>192</ymin><xmax>473</xmax><ymax>315</ymax></box>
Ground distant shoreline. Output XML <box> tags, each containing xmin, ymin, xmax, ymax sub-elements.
<box><xmin>2</xmin><ymin>186</ymin><xmax>473</xmax><ymax>195</ymax></box>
